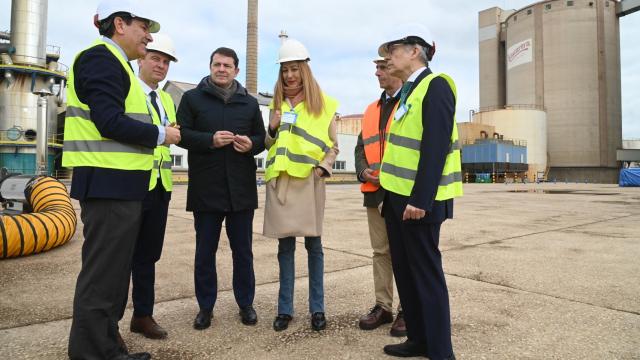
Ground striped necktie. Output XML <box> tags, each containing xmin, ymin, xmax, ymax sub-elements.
<box><xmin>399</xmin><ymin>81</ymin><xmax>413</xmax><ymax>105</ymax></box>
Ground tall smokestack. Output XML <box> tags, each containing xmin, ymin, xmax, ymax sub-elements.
<box><xmin>246</xmin><ymin>0</ymin><xmax>258</xmax><ymax>94</ymax></box>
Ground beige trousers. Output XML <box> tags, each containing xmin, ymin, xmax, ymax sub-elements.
<box><xmin>367</xmin><ymin>207</ymin><xmax>401</xmax><ymax>312</ymax></box>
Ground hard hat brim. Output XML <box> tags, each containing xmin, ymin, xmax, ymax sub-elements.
<box><xmin>276</xmin><ymin>57</ymin><xmax>310</xmax><ymax>64</ymax></box>
<box><xmin>147</xmin><ymin>49</ymin><xmax>177</xmax><ymax>62</ymax></box>
<box><xmin>131</xmin><ymin>15</ymin><xmax>160</xmax><ymax>33</ymax></box>
<box><xmin>378</xmin><ymin>36</ymin><xmax>430</xmax><ymax>57</ymax></box>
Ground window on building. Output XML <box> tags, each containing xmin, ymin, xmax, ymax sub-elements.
<box><xmin>567</xmin><ymin>0</ymin><xmax>574</xmax><ymax>6</ymax></box>
<box><xmin>332</xmin><ymin>161</ymin><xmax>346</xmax><ymax>171</ymax></box>
<box><xmin>171</xmin><ymin>155</ymin><xmax>182</xmax><ymax>167</ymax></box>
<box><xmin>527</xmin><ymin>9</ymin><xmax>532</xmax><ymax>15</ymax></box>
<box><xmin>545</xmin><ymin>4</ymin><xmax>552</xmax><ymax>10</ymax></box>
<box><xmin>255</xmin><ymin>157</ymin><xmax>264</xmax><ymax>168</ymax></box>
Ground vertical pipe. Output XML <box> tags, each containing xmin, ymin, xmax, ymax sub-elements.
<box><xmin>36</xmin><ymin>95</ymin><xmax>48</xmax><ymax>175</ymax></box>
<box><xmin>245</xmin><ymin>0</ymin><xmax>258</xmax><ymax>94</ymax></box>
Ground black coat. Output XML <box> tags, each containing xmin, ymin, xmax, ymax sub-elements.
<box><xmin>177</xmin><ymin>78</ymin><xmax>266</xmax><ymax>212</ymax></box>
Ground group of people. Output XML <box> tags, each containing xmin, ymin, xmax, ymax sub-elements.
<box><xmin>62</xmin><ymin>1</ymin><xmax>462</xmax><ymax>359</ymax></box>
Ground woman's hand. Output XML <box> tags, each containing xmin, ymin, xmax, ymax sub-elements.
<box><xmin>269</xmin><ymin>110</ymin><xmax>282</xmax><ymax>132</ymax></box>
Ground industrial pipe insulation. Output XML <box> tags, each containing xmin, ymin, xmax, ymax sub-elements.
<box><xmin>1</xmin><ymin>176</ymin><xmax>77</xmax><ymax>258</ymax></box>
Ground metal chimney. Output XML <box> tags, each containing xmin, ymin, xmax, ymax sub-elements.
<box><xmin>10</xmin><ymin>0</ymin><xmax>48</xmax><ymax>67</ymax></box>
<box><xmin>245</xmin><ymin>0</ymin><xmax>258</xmax><ymax>94</ymax></box>
<box><xmin>279</xmin><ymin>30</ymin><xmax>288</xmax><ymax>44</ymax></box>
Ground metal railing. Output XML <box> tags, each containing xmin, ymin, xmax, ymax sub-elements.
<box><xmin>475</xmin><ymin>104</ymin><xmax>546</xmax><ymax>113</ymax></box>
<box><xmin>0</xmin><ymin>129</ymin><xmax>63</xmax><ymax>147</ymax></box>
<box><xmin>462</xmin><ymin>138</ymin><xmax>527</xmax><ymax>147</ymax></box>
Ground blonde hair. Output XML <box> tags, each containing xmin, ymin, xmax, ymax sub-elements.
<box><xmin>273</xmin><ymin>61</ymin><xmax>324</xmax><ymax>116</ymax></box>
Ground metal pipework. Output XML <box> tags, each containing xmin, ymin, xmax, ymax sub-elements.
<box><xmin>34</xmin><ymin>89</ymin><xmax>51</xmax><ymax>175</ymax></box>
<box><xmin>10</xmin><ymin>0</ymin><xmax>49</xmax><ymax>67</ymax></box>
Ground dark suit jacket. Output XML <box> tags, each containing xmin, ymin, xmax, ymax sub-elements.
<box><xmin>388</xmin><ymin>68</ymin><xmax>456</xmax><ymax>223</ymax></box>
<box><xmin>177</xmin><ymin>78</ymin><xmax>266</xmax><ymax>213</ymax></box>
<box><xmin>69</xmin><ymin>44</ymin><xmax>159</xmax><ymax>201</ymax></box>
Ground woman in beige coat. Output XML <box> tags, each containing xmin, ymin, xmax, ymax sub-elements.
<box><xmin>263</xmin><ymin>39</ymin><xmax>339</xmax><ymax>332</ymax></box>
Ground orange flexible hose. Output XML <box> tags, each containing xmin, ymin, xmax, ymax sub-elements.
<box><xmin>1</xmin><ymin>176</ymin><xmax>77</xmax><ymax>258</ymax></box>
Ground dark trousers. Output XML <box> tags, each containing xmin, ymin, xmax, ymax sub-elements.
<box><xmin>193</xmin><ymin>209</ymin><xmax>255</xmax><ymax>311</ymax></box>
<box><xmin>383</xmin><ymin>192</ymin><xmax>453</xmax><ymax>360</ymax></box>
<box><xmin>69</xmin><ymin>199</ymin><xmax>142</xmax><ymax>360</ymax></box>
<box><xmin>131</xmin><ymin>183</ymin><xmax>171</xmax><ymax>317</ymax></box>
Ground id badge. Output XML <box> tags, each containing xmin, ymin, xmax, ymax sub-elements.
<box><xmin>394</xmin><ymin>103</ymin><xmax>410</xmax><ymax>121</ymax></box>
<box><xmin>282</xmin><ymin>111</ymin><xmax>298</xmax><ymax>124</ymax></box>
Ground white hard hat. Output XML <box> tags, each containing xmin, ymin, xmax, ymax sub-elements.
<box><xmin>146</xmin><ymin>33</ymin><xmax>178</xmax><ymax>62</ymax></box>
<box><xmin>378</xmin><ymin>23</ymin><xmax>435</xmax><ymax>58</ymax></box>
<box><xmin>277</xmin><ymin>39</ymin><xmax>310</xmax><ymax>64</ymax></box>
<box><xmin>96</xmin><ymin>0</ymin><xmax>161</xmax><ymax>33</ymax></box>
<box><xmin>373</xmin><ymin>56</ymin><xmax>386</xmax><ymax>64</ymax></box>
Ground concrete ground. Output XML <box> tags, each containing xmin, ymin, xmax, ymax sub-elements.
<box><xmin>1</xmin><ymin>182</ymin><xmax>639</xmax><ymax>359</ymax></box>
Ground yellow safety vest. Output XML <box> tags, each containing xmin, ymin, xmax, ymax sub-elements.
<box><xmin>62</xmin><ymin>39</ymin><xmax>154</xmax><ymax>170</ymax></box>
<box><xmin>265</xmin><ymin>94</ymin><xmax>338</xmax><ymax>181</ymax></box>
<box><xmin>380</xmin><ymin>73</ymin><xmax>463</xmax><ymax>200</ymax></box>
<box><xmin>148</xmin><ymin>90</ymin><xmax>175</xmax><ymax>192</ymax></box>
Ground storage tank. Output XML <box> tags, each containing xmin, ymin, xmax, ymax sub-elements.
<box><xmin>472</xmin><ymin>108</ymin><xmax>547</xmax><ymax>180</ymax></box>
<box><xmin>9</xmin><ymin>0</ymin><xmax>48</xmax><ymax>67</ymax></box>
<box><xmin>479</xmin><ymin>0</ymin><xmax>622</xmax><ymax>183</ymax></box>
<box><xmin>0</xmin><ymin>0</ymin><xmax>66</xmax><ymax>175</ymax></box>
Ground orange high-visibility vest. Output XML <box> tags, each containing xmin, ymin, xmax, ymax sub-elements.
<box><xmin>360</xmin><ymin>99</ymin><xmax>396</xmax><ymax>193</ymax></box>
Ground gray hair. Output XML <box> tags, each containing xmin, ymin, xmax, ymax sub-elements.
<box><xmin>402</xmin><ymin>44</ymin><xmax>429</xmax><ymax>66</ymax></box>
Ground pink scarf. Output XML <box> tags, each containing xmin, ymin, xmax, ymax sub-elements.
<box><xmin>283</xmin><ymin>85</ymin><xmax>304</xmax><ymax>108</ymax></box>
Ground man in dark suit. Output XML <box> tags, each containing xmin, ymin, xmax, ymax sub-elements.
<box><xmin>129</xmin><ymin>33</ymin><xmax>179</xmax><ymax>340</ymax></box>
<box><xmin>63</xmin><ymin>2</ymin><xmax>181</xmax><ymax>359</ymax></box>
<box><xmin>177</xmin><ymin>47</ymin><xmax>266</xmax><ymax>330</ymax></box>
<box><xmin>377</xmin><ymin>26</ymin><xmax>463</xmax><ymax>360</ymax></box>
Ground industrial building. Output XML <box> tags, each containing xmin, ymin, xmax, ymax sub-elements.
<box><xmin>474</xmin><ymin>0</ymin><xmax>638</xmax><ymax>183</ymax></box>
<box><xmin>0</xmin><ymin>0</ymin><xmax>66</xmax><ymax>176</ymax></box>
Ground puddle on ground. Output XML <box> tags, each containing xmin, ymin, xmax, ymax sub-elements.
<box><xmin>507</xmin><ymin>189</ymin><xmax>618</xmax><ymax>196</ymax></box>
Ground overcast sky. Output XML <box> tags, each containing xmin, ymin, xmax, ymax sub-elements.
<box><xmin>1</xmin><ymin>0</ymin><xmax>638</xmax><ymax>138</ymax></box>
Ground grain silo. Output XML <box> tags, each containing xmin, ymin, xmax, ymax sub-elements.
<box><xmin>477</xmin><ymin>0</ymin><xmax>627</xmax><ymax>182</ymax></box>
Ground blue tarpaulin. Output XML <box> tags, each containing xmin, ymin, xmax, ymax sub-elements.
<box><xmin>619</xmin><ymin>168</ymin><xmax>640</xmax><ymax>187</ymax></box>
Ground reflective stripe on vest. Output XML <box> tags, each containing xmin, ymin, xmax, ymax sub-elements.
<box><xmin>379</xmin><ymin>73</ymin><xmax>463</xmax><ymax>200</ymax></box>
<box><xmin>264</xmin><ymin>93</ymin><xmax>338</xmax><ymax>181</ymax></box>
<box><xmin>360</xmin><ymin>99</ymin><xmax>395</xmax><ymax>193</ymax></box>
<box><xmin>62</xmin><ymin>39</ymin><xmax>154</xmax><ymax>171</ymax></box>
<box><xmin>148</xmin><ymin>90</ymin><xmax>176</xmax><ymax>192</ymax></box>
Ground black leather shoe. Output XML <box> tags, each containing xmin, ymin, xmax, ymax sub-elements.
<box><xmin>383</xmin><ymin>340</ymin><xmax>428</xmax><ymax>357</ymax></box>
<box><xmin>193</xmin><ymin>309</ymin><xmax>212</xmax><ymax>330</ymax></box>
<box><xmin>239</xmin><ymin>305</ymin><xmax>258</xmax><ymax>325</ymax></box>
<box><xmin>113</xmin><ymin>352</ymin><xmax>151</xmax><ymax>360</ymax></box>
<box><xmin>273</xmin><ymin>314</ymin><xmax>292</xmax><ymax>331</ymax></box>
<box><xmin>311</xmin><ymin>312</ymin><xmax>326</xmax><ymax>331</ymax></box>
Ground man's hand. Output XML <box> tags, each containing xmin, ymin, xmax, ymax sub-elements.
<box><xmin>233</xmin><ymin>134</ymin><xmax>253</xmax><ymax>153</ymax></box>
<box><xmin>314</xmin><ymin>167</ymin><xmax>325</xmax><ymax>178</ymax></box>
<box><xmin>213</xmin><ymin>130</ymin><xmax>235</xmax><ymax>148</ymax></box>
<box><xmin>163</xmin><ymin>125</ymin><xmax>181</xmax><ymax>145</ymax></box>
<box><xmin>403</xmin><ymin>204</ymin><xmax>426</xmax><ymax>221</ymax></box>
<box><xmin>269</xmin><ymin>110</ymin><xmax>282</xmax><ymax>132</ymax></box>
<box><xmin>361</xmin><ymin>168</ymin><xmax>379</xmax><ymax>185</ymax></box>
